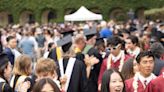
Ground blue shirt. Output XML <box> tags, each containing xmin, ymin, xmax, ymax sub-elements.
<box><xmin>99</xmin><ymin>27</ymin><xmax>113</xmax><ymax>38</ymax></box>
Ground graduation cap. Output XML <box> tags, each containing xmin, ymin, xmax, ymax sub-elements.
<box><xmin>84</xmin><ymin>29</ymin><xmax>97</xmax><ymax>40</ymax></box>
<box><xmin>57</xmin><ymin>35</ymin><xmax>72</xmax><ymax>53</ymax></box>
<box><xmin>61</xmin><ymin>31</ymin><xmax>74</xmax><ymax>37</ymax></box>
<box><xmin>0</xmin><ymin>53</ymin><xmax>9</xmax><ymax>68</ymax></box>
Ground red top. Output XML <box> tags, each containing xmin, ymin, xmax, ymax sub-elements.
<box><xmin>125</xmin><ymin>78</ymin><xmax>146</xmax><ymax>92</ymax></box>
<box><xmin>98</xmin><ymin>54</ymin><xmax>131</xmax><ymax>84</ymax></box>
<box><xmin>145</xmin><ymin>75</ymin><xmax>164</xmax><ymax>92</ymax></box>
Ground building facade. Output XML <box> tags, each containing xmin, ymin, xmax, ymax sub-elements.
<box><xmin>0</xmin><ymin>0</ymin><xmax>163</xmax><ymax>26</ymax></box>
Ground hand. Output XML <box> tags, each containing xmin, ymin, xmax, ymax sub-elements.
<box><xmin>98</xmin><ymin>84</ymin><xmax>101</xmax><ymax>91</ymax></box>
<box><xmin>84</xmin><ymin>55</ymin><xmax>99</xmax><ymax>66</ymax></box>
<box><xmin>60</xmin><ymin>75</ymin><xmax>67</xmax><ymax>90</ymax></box>
<box><xmin>90</xmin><ymin>56</ymin><xmax>99</xmax><ymax>66</ymax></box>
<box><xmin>60</xmin><ymin>75</ymin><xmax>67</xmax><ymax>85</ymax></box>
<box><xmin>84</xmin><ymin>54</ymin><xmax>90</xmax><ymax>66</ymax></box>
<box><xmin>17</xmin><ymin>81</ymin><xmax>31</xmax><ymax>92</ymax></box>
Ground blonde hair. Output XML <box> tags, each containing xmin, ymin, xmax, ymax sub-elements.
<box><xmin>13</xmin><ymin>55</ymin><xmax>32</xmax><ymax>75</ymax></box>
<box><xmin>35</xmin><ymin>58</ymin><xmax>57</xmax><ymax>76</ymax></box>
<box><xmin>74</xmin><ymin>34</ymin><xmax>85</xmax><ymax>44</ymax></box>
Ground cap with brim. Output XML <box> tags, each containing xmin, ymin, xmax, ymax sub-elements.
<box><xmin>0</xmin><ymin>53</ymin><xmax>9</xmax><ymax>68</ymax></box>
<box><xmin>57</xmin><ymin>35</ymin><xmax>72</xmax><ymax>53</ymax></box>
<box><xmin>84</xmin><ymin>29</ymin><xmax>97</xmax><ymax>40</ymax></box>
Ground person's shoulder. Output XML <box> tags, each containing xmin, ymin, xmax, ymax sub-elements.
<box><xmin>125</xmin><ymin>77</ymin><xmax>134</xmax><ymax>85</ymax></box>
<box><xmin>155</xmin><ymin>58</ymin><xmax>164</xmax><ymax>65</ymax></box>
<box><xmin>4</xmin><ymin>48</ymin><xmax>10</xmax><ymax>52</ymax></box>
<box><xmin>151</xmin><ymin>75</ymin><xmax>163</xmax><ymax>84</ymax></box>
<box><xmin>3</xmin><ymin>83</ymin><xmax>13</xmax><ymax>92</ymax></box>
<box><xmin>17</xmin><ymin>75</ymin><xmax>28</xmax><ymax>84</ymax></box>
<box><xmin>75</xmin><ymin>58</ymin><xmax>84</xmax><ymax>65</ymax></box>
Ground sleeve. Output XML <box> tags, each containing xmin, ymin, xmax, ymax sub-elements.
<box><xmin>125</xmin><ymin>80</ymin><xmax>131</xmax><ymax>92</ymax></box>
<box><xmin>98</xmin><ymin>59</ymin><xmax>107</xmax><ymax>85</ymax></box>
<box><xmin>80</xmin><ymin>61</ymin><xmax>88</xmax><ymax>92</ymax></box>
<box><xmin>4</xmin><ymin>84</ymin><xmax>13</xmax><ymax>92</ymax></box>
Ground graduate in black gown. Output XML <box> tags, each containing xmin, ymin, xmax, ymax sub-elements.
<box><xmin>56</xmin><ymin>35</ymin><xmax>88</xmax><ymax>92</ymax></box>
<box><xmin>83</xmin><ymin>30</ymin><xmax>103</xmax><ymax>92</ymax></box>
<box><xmin>48</xmin><ymin>30</ymin><xmax>75</xmax><ymax>63</ymax></box>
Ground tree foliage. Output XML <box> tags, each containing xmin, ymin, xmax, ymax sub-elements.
<box><xmin>0</xmin><ymin>0</ymin><xmax>163</xmax><ymax>23</ymax></box>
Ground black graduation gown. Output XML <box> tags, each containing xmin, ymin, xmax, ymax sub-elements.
<box><xmin>57</xmin><ymin>58</ymin><xmax>88</xmax><ymax>92</ymax></box>
<box><xmin>75</xmin><ymin>52</ymin><xmax>85</xmax><ymax>63</ymax></box>
<box><xmin>86</xmin><ymin>47</ymin><xmax>103</xmax><ymax>92</ymax></box>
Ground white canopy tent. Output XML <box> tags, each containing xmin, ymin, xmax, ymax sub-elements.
<box><xmin>64</xmin><ymin>6</ymin><xmax>103</xmax><ymax>21</ymax></box>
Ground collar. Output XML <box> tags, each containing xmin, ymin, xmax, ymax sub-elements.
<box><xmin>111</xmin><ymin>50</ymin><xmax>124</xmax><ymax>62</ymax></box>
<box><xmin>75</xmin><ymin>47</ymin><xmax>81</xmax><ymax>53</ymax></box>
<box><xmin>0</xmin><ymin>77</ymin><xmax>6</xmax><ymax>83</ymax></box>
<box><xmin>128</xmin><ymin>47</ymin><xmax>140</xmax><ymax>57</ymax></box>
<box><xmin>138</xmin><ymin>73</ymin><xmax>156</xmax><ymax>85</ymax></box>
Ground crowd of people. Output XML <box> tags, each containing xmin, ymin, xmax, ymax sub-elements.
<box><xmin>0</xmin><ymin>19</ymin><xmax>163</xmax><ymax>92</ymax></box>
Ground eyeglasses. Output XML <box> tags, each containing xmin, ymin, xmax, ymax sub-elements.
<box><xmin>107</xmin><ymin>44</ymin><xmax>120</xmax><ymax>51</ymax></box>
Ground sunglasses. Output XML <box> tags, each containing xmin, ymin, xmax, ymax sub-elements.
<box><xmin>107</xmin><ymin>44</ymin><xmax>120</xmax><ymax>51</ymax></box>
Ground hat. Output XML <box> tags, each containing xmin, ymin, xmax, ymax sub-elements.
<box><xmin>0</xmin><ymin>53</ymin><xmax>9</xmax><ymax>68</ymax></box>
<box><xmin>61</xmin><ymin>31</ymin><xmax>74</xmax><ymax>37</ymax></box>
<box><xmin>57</xmin><ymin>35</ymin><xmax>72</xmax><ymax>53</ymax></box>
<box><xmin>84</xmin><ymin>29</ymin><xmax>97</xmax><ymax>40</ymax></box>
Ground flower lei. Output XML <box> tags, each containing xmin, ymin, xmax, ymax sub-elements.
<box><xmin>132</xmin><ymin>72</ymin><xmax>139</xmax><ymax>92</ymax></box>
<box><xmin>132</xmin><ymin>72</ymin><xmax>156</xmax><ymax>92</ymax></box>
<box><xmin>107</xmin><ymin>50</ymin><xmax>125</xmax><ymax>72</ymax></box>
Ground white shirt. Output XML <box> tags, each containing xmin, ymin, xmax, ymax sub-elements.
<box><xmin>127</xmin><ymin>47</ymin><xmax>140</xmax><ymax>57</ymax></box>
<box><xmin>0</xmin><ymin>77</ymin><xmax>6</xmax><ymax>83</ymax></box>
<box><xmin>138</xmin><ymin>73</ymin><xmax>156</xmax><ymax>87</ymax></box>
<box><xmin>111</xmin><ymin>50</ymin><xmax>124</xmax><ymax>63</ymax></box>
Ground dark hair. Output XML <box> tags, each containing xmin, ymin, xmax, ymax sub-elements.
<box><xmin>121</xmin><ymin>58</ymin><xmax>135</xmax><ymax>80</ymax></box>
<box><xmin>101</xmin><ymin>69</ymin><xmax>125</xmax><ymax>92</ymax></box>
<box><xmin>107</xmin><ymin>36</ymin><xmax>123</xmax><ymax>46</ymax></box>
<box><xmin>127</xmin><ymin>35</ymin><xmax>139</xmax><ymax>46</ymax></box>
<box><xmin>6</xmin><ymin>36</ymin><xmax>15</xmax><ymax>42</ymax></box>
<box><xmin>150</xmin><ymin>42</ymin><xmax>164</xmax><ymax>58</ymax></box>
<box><xmin>0</xmin><ymin>53</ymin><xmax>10</xmax><ymax>82</ymax></box>
<box><xmin>48</xmin><ymin>42</ymin><xmax>54</xmax><ymax>51</ymax></box>
<box><xmin>0</xmin><ymin>63</ymin><xmax>8</xmax><ymax>82</ymax></box>
<box><xmin>32</xmin><ymin>78</ymin><xmax>60</xmax><ymax>92</ymax></box>
<box><xmin>136</xmin><ymin>51</ymin><xmax>154</xmax><ymax>64</ymax></box>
